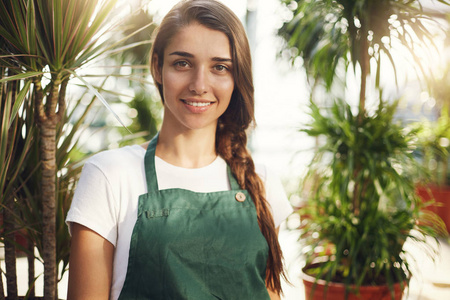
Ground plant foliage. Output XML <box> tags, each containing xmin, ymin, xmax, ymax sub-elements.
<box><xmin>300</xmin><ymin>99</ymin><xmax>447</xmax><ymax>296</ymax></box>
<box><xmin>0</xmin><ymin>0</ymin><xmax>131</xmax><ymax>298</ymax></box>
<box><xmin>414</xmin><ymin>108</ymin><xmax>450</xmax><ymax>186</ymax></box>
<box><xmin>279</xmin><ymin>0</ymin><xmax>450</xmax><ymax>91</ymax></box>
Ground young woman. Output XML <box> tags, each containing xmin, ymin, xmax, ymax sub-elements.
<box><xmin>66</xmin><ymin>0</ymin><xmax>293</xmax><ymax>299</ymax></box>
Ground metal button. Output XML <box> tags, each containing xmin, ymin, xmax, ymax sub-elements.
<box><xmin>235</xmin><ymin>192</ymin><xmax>246</xmax><ymax>202</ymax></box>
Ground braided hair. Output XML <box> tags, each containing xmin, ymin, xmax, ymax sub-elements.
<box><xmin>149</xmin><ymin>0</ymin><xmax>287</xmax><ymax>293</ymax></box>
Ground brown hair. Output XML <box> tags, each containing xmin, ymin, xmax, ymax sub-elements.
<box><xmin>149</xmin><ymin>0</ymin><xmax>286</xmax><ymax>293</ymax></box>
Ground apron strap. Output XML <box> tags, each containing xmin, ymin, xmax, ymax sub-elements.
<box><xmin>144</xmin><ymin>133</ymin><xmax>159</xmax><ymax>192</ymax></box>
<box><xmin>144</xmin><ymin>132</ymin><xmax>242</xmax><ymax>192</ymax></box>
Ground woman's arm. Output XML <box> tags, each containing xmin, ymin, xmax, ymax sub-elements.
<box><xmin>268</xmin><ymin>289</ymin><xmax>281</xmax><ymax>300</ymax></box>
<box><xmin>67</xmin><ymin>223</ymin><xmax>114</xmax><ymax>300</ymax></box>
<box><xmin>267</xmin><ymin>226</ymin><xmax>282</xmax><ymax>300</ymax></box>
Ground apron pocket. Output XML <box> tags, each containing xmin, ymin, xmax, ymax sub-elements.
<box><xmin>145</xmin><ymin>209</ymin><xmax>170</xmax><ymax>218</ymax></box>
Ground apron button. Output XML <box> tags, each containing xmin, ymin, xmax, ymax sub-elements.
<box><xmin>235</xmin><ymin>192</ymin><xmax>246</xmax><ymax>202</ymax></box>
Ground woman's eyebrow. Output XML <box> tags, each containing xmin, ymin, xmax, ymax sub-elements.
<box><xmin>168</xmin><ymin>51</ymin><xmax>232</xmax><ymax>62</ymax></box>
<box><xmin>169</xmin><ymin>51</ymin><xmax>194</xmax><ymax>57</ymax></box>
<box><xmin>212</xmin><ymin>57</ymin><xmax>232</xmax><ymax>62</ymax></box>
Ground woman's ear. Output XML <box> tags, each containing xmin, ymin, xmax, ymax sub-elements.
<box><xmin>152</xmin><ymin>54</ymin><xmax>162</xmax><ymax>84</ymax></box>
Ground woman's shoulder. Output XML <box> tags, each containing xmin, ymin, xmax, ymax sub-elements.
<box><xmin>254</xmin><ymin>163</ymin><xmax>281</xmax><ymax>196</ymax></box>
<box><xmin>254</xmin><ymin>163</ymin><xmax>270</xmax><ymax>183</ymax></box>
<box><xmin>254</xmin><ymin>163</ymin><xmax>294</xmax><ymax>226</ymax></box>
<box><xmin>83</xmin><ymin>145</ymin><xmax>146</xmax><ymax>179</ymax></box>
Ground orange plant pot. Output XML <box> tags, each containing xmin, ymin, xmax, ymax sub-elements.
<box><xmin>416</xmin><ymin>185</ymin><xmax>450</xmax><ymax>234</ymax></box>
<box><xmin>302</xmin><ymin>271</ymin><xmax>405</xmax><ymax>300</ymax></box>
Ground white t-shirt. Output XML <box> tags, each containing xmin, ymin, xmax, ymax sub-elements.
<box><xmin>66</xmin><ymin>145</ymin><xmax>293</xmax><ymax>300</ymax></box>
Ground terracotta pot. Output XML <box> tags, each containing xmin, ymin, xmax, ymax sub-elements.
<box><xmin>0</xmin><ymin>214</ymin><xmax>29</xmax><ymax>255</ymax></box>
<box><xmin>302</xmin><ymin>269</ymin><xmax>405</xmax><ymax>300</ymax></box>
<box><xmin>416</xmin><ymin>185</ymin><xmax>450</xmax><ymax>234</ymax></box>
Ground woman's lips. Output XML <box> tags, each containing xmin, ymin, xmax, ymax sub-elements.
<box><xmin>181</xmin><ymin>99</ymin><xmax>214</xmax><ymax>113</ymax></box>
<box><xmin>183</xmin><ymin>100</ymin><xmax>211</xmax><ymax>107</ymax></box>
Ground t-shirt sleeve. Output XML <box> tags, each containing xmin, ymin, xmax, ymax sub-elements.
<box><xmin>66</xmin><ymin>161</ymin><xmax>118</xmax><ymax>247</ymax></box>
<box><xmin>257</xmin><ymin>165</ymin><xmax>293</xmax><ymax>228</ymax></box>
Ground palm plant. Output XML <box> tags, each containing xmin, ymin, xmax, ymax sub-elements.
<box><xmin>13</xmin><ymin>87</ymin><xmax>103</xmax><ymax>299</ymax></box>
<box><xmin>300</xmin><ymin>99</ymin><xmax>447</xmax><ymax>297</ymax></box>
<box><xmin>279</xmin><ymin>0</ymin><xmax>450</xmax><ymax>298</ymax></box>
<box><xmin>421</xmin><ymin>55</ymin><xmax>450</xmax><ymax>187</ymax></box>
<box><xmin>416</xmin><ymin>108</ymin><xmax>450</xmax><ymax>187</ymax></box>
<box><xmin>414</xmin><ymin>58</ymin><xmax>450</xmax><ymax>233</ymax></box>
<box><xmin>279</xmin><ymin>0</ymin><xmax>449</xmax><ymax>116</ymax></box>
<box><xmin>1</xmin><ymin>61</ymin><xmax>35</xmax><ymax>300</ymax></box>
<box><xmin>0</xmin><ymin>0</ymin><xmax>123</xmax><ymax>298</ymax></box>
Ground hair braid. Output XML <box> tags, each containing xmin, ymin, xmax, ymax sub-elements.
<box><xmin>216</xmin><ymin>122</ymin><xmax>287</xmax><ymax>294</ymax></box>
<box><xmin>150</xmin><ymin>0</ymin><xmax>289</xmax><ymax>294</ymax></box>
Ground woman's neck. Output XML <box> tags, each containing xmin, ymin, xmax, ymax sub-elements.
<box><xmin>154</xmin><ymin>125</ymin><xmax>217</xmax><ymax>169</ymax></box>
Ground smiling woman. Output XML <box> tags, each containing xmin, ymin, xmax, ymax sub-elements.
<box><xmin>153</xmin><ymin>23</ymin><xmax>234</xmax><ymax>132</ymax></box>
<box><xmin>65</xmin><ymin>0</ymin><xmax>293</xmax><ymax>299</ymax></box>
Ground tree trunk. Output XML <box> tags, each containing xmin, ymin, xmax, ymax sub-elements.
<box><xmin>4</xmin><ymin>200</ymin><xmax>18</xmax><ymax>300</ymax></box>
<box><xmin>358</xmin><ymin>34</ymin><xmax>369</xmax><ymax>122</ymax></box>
<box><xmin>35</xmin><ymin>76</ymin><xmax>62</xmax><ymax>300</ymax></box>
<box><xmin>4</xmin><ymin>78</ymin><xmax>18</xmax><ymax>299</ymax></box>
<box><xmin>40</xmin><ymin>122</ymin><xmax>57</xmax><ymax>300</ymax></box>
<box><xmin>353</xmin><ymin>30</ymin><xmax>370</xmax><ymax>215</ymax></box>
<box><xmin>27</xmin><ymin>242</ymin><xmax>35</xmax><ymax>299</ymax></box>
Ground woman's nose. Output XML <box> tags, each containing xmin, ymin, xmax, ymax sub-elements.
<box><xmin>189</xmin><ymin>67</ymin><xmax>208</xmax><ymax>95</ymax></box>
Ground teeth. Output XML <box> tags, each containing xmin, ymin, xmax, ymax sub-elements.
<box><xmin>185</xmin><ymin>101</ymin><xmax>211</xmax><ymax>107</ymax></box>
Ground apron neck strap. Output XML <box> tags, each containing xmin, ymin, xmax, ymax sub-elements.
<box><xmin>144</xmin><ymin>132</ymin><xmax>242</xmax><ymax>192</ymax></box>
<box><xmin>144</xmin><ymin>133</ymin><xmax>160</xmax><ymax>191</ymax></box>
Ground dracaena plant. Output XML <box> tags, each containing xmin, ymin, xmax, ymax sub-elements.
<box><xmin>11</xmin><ymin>85</ymin><xmax>103</xmax><ymax>299</ymax></box>
<box><xmin>415</xmin><ymin>108</ymin><xmax>450</xmax><ymax>187</ymax></box>
<box><xmin>279</xmin><ymin>0</ymin><xmax>450</xmax><ymax>116</ymax></box>
<box><xmin>0</xmin><ymin>63</ymin><xmax>35</xmax><ymax>300</ymax></box>
<box><xmin>299</xmin><ymin>99</ymin><xmax>447</xmax><ymax>296</ymax></box>
<box><xmin>416</xmin><ymin>59</ymin><xmax>450</xmax><ymax>187</ymax></box>
<box><xmin>0</xmin><ymin>0</ymin><xmax>144</xmax><ymax>298</ymax></box>
<box><xmin>279</xmin><ymin>0</ymin><xmax>450</xmax><ymax>298</ymax></box>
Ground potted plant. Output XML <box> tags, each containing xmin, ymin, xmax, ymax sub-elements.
<box><xmin>278</xmin><ymin>0</ymin><xmax>450</xmax><ymax>298</ymax></box>
<box><xmin>415</xmin><ymin>64</ymin><xmax>450</xmax><ymax>233</ymax></box>
<box><xmin>299</xmin><ymin>98</ymin><xmax>447</xmax><ymax>299</ymax></box>
<box><xmin>0</xmin><ymin>0</ymin><xmax>152</xmax><ymax>298</ymax></box>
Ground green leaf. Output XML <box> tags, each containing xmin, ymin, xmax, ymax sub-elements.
<box><xmin>53</xmin><ymin>0</ymin><xmax>63</xmax><ymax>68</ymax></box>
<box><xmin>67</xmin><ymin>69</ymin><xmax>131</xmax><ymax>133</ymax></box>
<box><xmin>0</xmin><ymin>71</ymin><xmax>43</xmax><ymax>83</ymax></box>
<box><xmin>8</xmin><ymin>79</ymin><xmax>31</xmax><ymax>128</ymax></box>
<box><xmin>25</xmin><ymin>0</ymin><xmax>40</xmax><ymax>70</ymax></box>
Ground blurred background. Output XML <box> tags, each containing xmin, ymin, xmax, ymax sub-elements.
<box><xmin>1</xmin><ymin>0</ymin><xmax>449</xmax><ymax>299</ymax></box>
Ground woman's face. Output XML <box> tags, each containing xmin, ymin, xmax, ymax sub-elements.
<box><xmin>155</xmin><ymin>23</ymin><xmax>234</xmax><ymax>132</ymax></box>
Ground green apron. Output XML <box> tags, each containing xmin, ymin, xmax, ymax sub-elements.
<box><xmin>118</xmin><ymin>134</ymin><xmax>270</xmax><ymax>300</ymax></box>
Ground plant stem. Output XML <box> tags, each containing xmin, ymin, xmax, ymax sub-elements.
<box><xmin>27</xmin><ymin>241</ymin><xmax>35</xmax><ymax>299</ymax></box>
<box><xmin>4</xmin><ymin>78</ymin><xmax>18</xmax><ymax>300</ymax></box>
<box><xmin>4</xmin><ymin>202</ymin><xmax>18</xmax><ymax>300</ymax></box>
<box><xmin>37</xmin><ymin>79</ymin><xmax>62</xmax><ymax>300</ymax></box>
<box><xmin>40</xmin><ymin>121</ymin><xmax>57</xmax><ymax>300</ymax></box>
<box><xmin>358</xmin><ymin>32</ymin><xmax>369</xmax><ymax>122</ymax></box>
<box><xmin>353</xmin><ymin>28</ymin><xmax>370</xmax><ymax>215</ymax></box>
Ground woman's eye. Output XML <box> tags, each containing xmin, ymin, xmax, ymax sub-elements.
<box><xmin>174</xmin><ymin>61</ymin><xmax>189</xmax><ymax>68</ymax></box>
<box><xmin>214</xmin><ymin>65</ymin><xmax>228</xmax><ymax>72</ymax></box>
